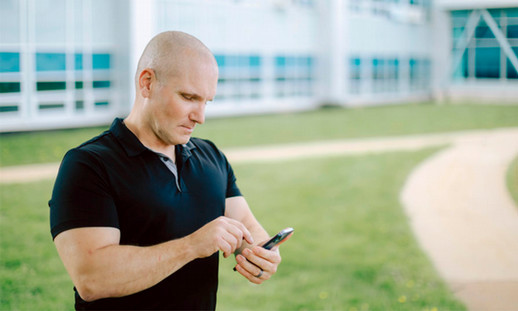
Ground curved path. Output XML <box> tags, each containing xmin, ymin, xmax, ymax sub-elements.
<box><xmin>401</xmin><ymin>128</ymin><xmax>518</xmax><ymax>311</ymax></box>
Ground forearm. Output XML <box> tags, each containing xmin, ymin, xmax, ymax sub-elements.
<box><xmin>62</xmin><ymin>237</ymin><xmax>196</xmax><ymax>301</ymax></box>
<box><xmin>57</xmin><ymin>217</ymin><xmax>253</xmax><ymax>302</ymax></box>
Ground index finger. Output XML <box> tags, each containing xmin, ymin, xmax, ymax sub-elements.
<box><xmin>227</xmin><ymin>218</ymin><xmax>254</xmax><ymax>245</ymax></box>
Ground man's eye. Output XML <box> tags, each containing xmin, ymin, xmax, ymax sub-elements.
<box><xmin>182</xmin><ymin>94</ymin><xmax>193</xmax><ymax>100</ymax></box>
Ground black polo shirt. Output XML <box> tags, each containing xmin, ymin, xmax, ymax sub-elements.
<box><xmin>49</xmin><ymin>118</ymin><xmax>242</xmax><ymax>310</ymax></box>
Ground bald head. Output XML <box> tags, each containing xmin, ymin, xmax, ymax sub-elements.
<box><xmin>135</xmin><ymin>31</ymin><xmax>217</xmax><ymax>87</ymax></box>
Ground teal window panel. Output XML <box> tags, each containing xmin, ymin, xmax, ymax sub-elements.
<box><xmin>75</xmin><ymin>101</ymin><xmax>84</xmax><ymax>110</ymax></box>
<box><xmin>249</xmin><ymin>55</ymin><xmax>261</xmax><ymax>67</ymax></box>
<box><xmin>506</xmin><ymin>47</ymin><xmax>518</xmax><ymax>79</ymax></box>
<box><xmin>275</xmin><ymin>56</ymin><xmax>286</xmax><ymax>68</ymax></box>
<box><xmin>0</xmin><ymin>105</ymin><xmax>18</xmax><ymax>113</ymax></box>
<box><xmin>95</xmin><ymin>101</ymin><xmax>109</xmax><ymax>107</ymax></box>
<box><xmin>0</xmin><ymin>82</ymin><xmax>21</xmax><ymax>93</ymax></box>
<box><xmin>286</xmin><ymin>56</ymin><xmax>297</xmax><ymax>67</ymax></box>
<box><xmin>36</xmin><ymin>81</ymin><xmax>66</xmax><ymax>91</ymax></box>
<box><xmin>475</xmin><ymin>24</ymin><xmax>495</xmax><ymax>38</ymax></box>
<box><xmin>92</xmin><ymin>53</ymin><xmax>111</xmax><ymax>69</ymax></box>
<box><xmin>507</xmin><ymin>25</ymin><xmax>518</xmax><ymax>39</ymax></box>
<box><xmin>475</xmin><ymin>47</ymin><xmax>500</xmax><ymax>78</ymax></box>
<box><xmin>75</xmin><ymin>53</ymin><xmax>83</xmax><ymax>70</ymax></box>
<box><xmin>39</xmin><ymin>103</ymin><xmax>64</xmax><ymax>110</ymax></box>
<box><xmin>226</xmin><ymin>55</ymin><xmax>239</xmax><ymax>67</ymax></box>
<box><xmin>238</xmin><ymin>55</ymin><xmax>249</xmax><ymax>67</ymax></box>
<box><xmin>303</xmin><ymin>56</ymin><xmax>313</xmax><ymax>67</ymax></box>
<box><xmin>0</xmin><ymin>52</ymin><xmax>20</xmax><ymax>72</ymax></box>
<box><xmin>93</xmin><ymin>80</ymin><xmax>110</xmax><ymax>88</ymax></box>
<box><xmin>451</xmin><ymin>10</ymin><xmax>469</xmax><ymax>18</ymax></box>
<box><xmin>215</xmin><ymin>54</ymin><xmax>225</xmax><ymax>67</ymax></box>
<box><xmin>75</xmin><ymin>81</ymin><xmax>83</xmax><ymax>89</ymax></box>
<box><xmin>36</xmin><ymin>53</ymin><xmax>66</xmax><ymax>71</ymax></box>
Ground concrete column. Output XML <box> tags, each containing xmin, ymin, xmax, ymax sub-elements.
<box><xmin>317</xmin><ymin>0</ymin><xmax>348</xmax><ymax>106</ymax></box>
<box><xmin>129</xmin><ymin>0</ymin><xmax>155</xmax><ymax>98</ymax></box>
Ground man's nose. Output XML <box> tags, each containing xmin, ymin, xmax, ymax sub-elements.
<box><xmin>190</xmin><ymin>103</ymin><xmax>205</xmax><ymax>124</ymax></box>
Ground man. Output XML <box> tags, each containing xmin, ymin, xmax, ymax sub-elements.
<box><xmin>49</xmin><ymin>31</ymin><xmax>287</xmax><ymax>310</ymax></box>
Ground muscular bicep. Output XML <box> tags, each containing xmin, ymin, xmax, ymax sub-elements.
<box><xmin>54</xmin><ymin>227</ymin><xmax>120</xmax><ymax>282</ymax></box>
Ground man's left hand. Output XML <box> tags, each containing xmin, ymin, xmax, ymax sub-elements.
<box><xmin>234</xmin><ymin>246</ymin><xmax>281</xmax><ymax>284</ymax></box>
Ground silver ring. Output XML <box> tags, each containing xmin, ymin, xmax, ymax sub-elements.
<box><xmin>255</xmin><ymin>270</ymin><xmax>263</xmax><ymax>278</ymax></box>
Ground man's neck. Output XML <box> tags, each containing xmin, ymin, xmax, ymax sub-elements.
<box><xmin>123</xmin><ymin>116</ymin><xmax>176</xmax><ymax>162</ymax></box>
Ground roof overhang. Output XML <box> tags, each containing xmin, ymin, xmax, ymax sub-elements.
<box><xmin>435</xmin><ymin>0</ymin><xmax>518</xmax><ymax>10</ymax></box>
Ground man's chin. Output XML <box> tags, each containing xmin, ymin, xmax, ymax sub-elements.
<box><xmin>175</xmin><ymin>135</ymin><xmax>191</xmax><ymax>146</ymax></box>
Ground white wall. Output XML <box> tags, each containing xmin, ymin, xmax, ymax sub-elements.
<box><xmin>435</xmin><ymin>0</ymin><xmax>518</xmax><ymax>10</ymax></box>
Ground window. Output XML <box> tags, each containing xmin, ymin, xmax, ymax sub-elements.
<box><xmin>274</xmin><ymin>55</ymin><xmax>314</xmax><ymax>98</ymax></box>
<box><xmin>36</xmin><ymin>53</ymin><xmax>66</xmax><ymax>71</ymax></box>
<box><xmin>372</xmin><ymin>58</ymin><xmax>385</xmax><ymax>93</ymax></box>
<box><xmin>387</xmin><ymin>58</ymin><xmax>399</xmax><ymax>92</ymax></box>
<box><xmin>451</xmin><ymin>8</ymin><xmax>518</xmax><ymax>81</ymax></box>
<box><xmin>409</xmin><ymin>58</ymin><xmax>431</xmax><ymax>90</ymax></box>
<box><xmin>215</xmin><ymin>54</ymin><xmax>263</xmax><ymax>101</ymax></box>
<box><xmin>0</xmin><ymin>52</ymin><xmax>20</xmax><ymax>72</ymax></box>
<box><xmin>475</xmin><ymin>47</ymin><xmax>500</xmax><ymax>78</ymax></box>
<box><xmin>349</xmin><ymin>57</ymin><xmax>362</xmax><ymax>94</ymax></box>
<box><xmin>507</xmin><ymin>47</ymin><xmax>518</xmax><ymax>79</ymax></box>
<box><xmin>93</xmin><ymin>53</ymin><xmax>111</xmax><ymax>70</ymax></box>
<box><xmin>0</xmin><ymin>52</ymin><xmax>21</xmax><ymax>94</ymax></box>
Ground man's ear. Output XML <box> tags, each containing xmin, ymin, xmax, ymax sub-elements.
<box><xmin>138</xmin><ymin>68</ymin><xmax>156</xmax><ymax>98</ymax></box>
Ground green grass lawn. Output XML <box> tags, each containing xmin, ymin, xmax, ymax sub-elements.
<box><xmin>3</xmin><ymin>102</ymin><xmax>517</xmax><ymax>310</ymax></box>
<box><xmin>0</xmin><ymin>148</ymin><xmax>465</xmax><ymax>310</ymax></box>
<box><xmin>2</xmin><ymin>103</ymin><xmax>518</xmax><ymax>167</ymax></box>
<box><xmin>217</xmin><ymin>149</ymin><xmax>464</xmax><ymax>311</ymax></box>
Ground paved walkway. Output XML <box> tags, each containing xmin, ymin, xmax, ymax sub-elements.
<box><xmin>401</xmin><ymin>127</ymin><xmax>518</xmax><ymax>311</ymax></box>
<box><xmin>1</xmin><ymin>127</ymin><xmax>518</xmax><ymax>310</ymax></box>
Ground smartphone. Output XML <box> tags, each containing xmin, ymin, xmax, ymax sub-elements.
<box><xmin>261</xmin><ymin>227</ymin><xmax>294</xmax><ymax>250</ymax></box>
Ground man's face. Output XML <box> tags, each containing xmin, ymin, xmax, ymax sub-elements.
<box><xmin>146</xmin><ymin>54</ymin><xmax>218</xmax><ymax>146</ymax></box>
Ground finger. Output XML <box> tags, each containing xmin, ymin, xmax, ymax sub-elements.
<box><xmin>235</xmin><ymin>255</ymin><xmax>267</xmax><ymax>284</ymax></box>
<box><xmin>217</xmin><ymin>237</ymin><xmax>233</xmax><ymax>258</ymax></box>
<box><xmin>230</xmin><ymin>219</ymin><xmax>254</xmax><ymax>245</ymax></box>
<box><xmin>252</xmin><ymin>246</ymin><xmax>281</xmax><ymax>265</ymax></box>
<box><xmin>220</xmin><ymin>231</ymin><xmax>243</xmax><ymax>256</ymax></box>
<box><xmin>241</xmin><ymin>248</ymin><xmax>274</xmax><ymax>274</ymax></box>
<box><xmin>222</xmin><ymin>218</ymin><xmax>254</xmax><ymax>246</ymax></box>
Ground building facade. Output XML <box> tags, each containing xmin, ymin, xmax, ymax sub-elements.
<box><xmin>0</xmin><ymin>0</ymin><xmax>516</xmax><ymax>132</ymax></box>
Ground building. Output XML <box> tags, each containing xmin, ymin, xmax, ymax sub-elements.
<box><xmin>434</xmin><ymin>0</ymin><xmax>518</xmax><ymax>102</ymax></box>
<box><xmin>0</xmin><ymin>0</ymin><xmax>516</xmax><ymax>132</ymax></box>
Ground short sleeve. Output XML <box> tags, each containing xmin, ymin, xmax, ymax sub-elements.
<box><xmin>49</xmin><ymin>148</ymin><xmax>119</xmax><ymax>239</ymax></box>
<box><xmin>197</xmin><ymin>138</ymin><xmax>242</xmax><ymax>199</ymax></box>
<box><xmin>225</xmin><ymin>160</ymin><xmax>242</xmax><ymax>198</ymax></box>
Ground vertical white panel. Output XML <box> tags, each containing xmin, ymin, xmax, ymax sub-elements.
<box><xmin>130</xmin><ymin>0</ymin><xmax>155</xmax><ymax>98</ymax></box>
<box><xmin>0</xmin><ymin>0</ymin><xmax>21</xmax><ymax>44</ymax></box>
<box><xmin>317</xmin><ymin>0</ymin><xmax>347</xmax><ymax>104</ymax></box>
<box><xmin>432</xmin><ymin>7</ymin><xmax>452</xmax><ymax>101</ymax></box>
<box><xmin>34</xmin><ymin>0</ymin><xmax>67</xmax><ymax>44</ymax></box>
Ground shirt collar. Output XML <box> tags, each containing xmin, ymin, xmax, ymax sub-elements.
<box><xmin>177</xmin><ymin>139</ymin><xmax>196</xmax><ymax>161</ymax></box>
<box><xmin>111</xmin><ymin>118</ymin><xmax>148</xmax><ymax>157</ymax></box>
<box><xmin>111</xmin><ymin>118</ymin><xmax>197</xmax><ymax>158</ymax></box>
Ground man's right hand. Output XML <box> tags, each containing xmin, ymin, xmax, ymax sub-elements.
<box><xmin>188</xmin><ymin>216</ymin><xmax>254</xmax><ymax>258</ymax></box>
